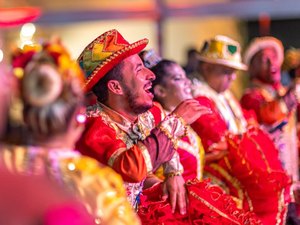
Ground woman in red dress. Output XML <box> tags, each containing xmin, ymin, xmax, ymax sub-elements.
<box><xmin>137</xmin><ymin>56</ymin><xmax>261</xmax><ymax>225</ymax></box>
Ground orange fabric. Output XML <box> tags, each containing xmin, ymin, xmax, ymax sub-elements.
<box><xmin>259</xmin><ymin>101</ymin><xmax>286</xmax><ymax>124</ymax></box>
<box><xmin>113</xmin><ymin>145</ymin><xmax>147</xmax><ymax>183</ymax></box>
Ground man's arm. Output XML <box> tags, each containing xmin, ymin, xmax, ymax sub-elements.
<box><xmin>76</xmin><ymin>116</ymin><xmax>178</xmax><ymax>183</ymax></box>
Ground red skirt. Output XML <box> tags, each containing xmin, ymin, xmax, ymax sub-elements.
<box><xmin>138</xmin><ymin>179</ymin><xmax>261</xmax><ymax>225</ymax></box>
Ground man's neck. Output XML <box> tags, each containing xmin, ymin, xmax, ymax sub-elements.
<box><xmin>102</xmin><ymin>102</ymin><xmax>138</xmax><ymax>123</ymax></box>
<box><xmin>253</xmin><ymin>78</ymin><xmax>281</xmax><ymax>90</ymax></box>
<box><xmin>161</xmin><ymin>102</ymin><xmax>176</xmax><ymax>113</ymax></box>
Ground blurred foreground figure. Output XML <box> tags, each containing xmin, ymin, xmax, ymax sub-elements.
<box><xmin>0</xmin><ymin>10</ymin><xmax>93</xmax><ymax>225</ymax></box>
<box><xmin>0</xmin><ymin>39</ymin><xmax>140</xmax><ymax>225</ymax></box>
<box><xmin>0</xmin><ymin>170</ymin><xmax>93</xmax><ymax>225</ymax></box>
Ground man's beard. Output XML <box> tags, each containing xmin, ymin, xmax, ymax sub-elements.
<box><xmin>124</xmin><ymin>86</ymin><xmax>152</xmax><ymax>115</ymax></box>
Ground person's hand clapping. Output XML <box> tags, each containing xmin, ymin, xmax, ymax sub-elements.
<box><xmin>172</xmin><ymin>99</ymin><xmax>211</xmax><ymax>125</ymax></box>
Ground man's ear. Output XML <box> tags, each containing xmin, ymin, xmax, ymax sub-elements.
<box><xmin>107</xmin><ymin>80</ymin><xmax>123</xmax><ymax>95</ymax></box>
<box><xmin>153</xmin><ymin>85</ymin><xmax>166</xmax><ymax>99</ymax></box>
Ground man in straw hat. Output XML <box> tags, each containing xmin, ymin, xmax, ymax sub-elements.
<box><xmin>241</xmin><ymin>36</ymin><xmax>299</xmax><ymax>183</ymax></box>
<box><xmin>190</xmin><ymin>35</ymin><xmax>292</xmax><ymax>224</ymax></box>
<box><xmin>76</xmin><ymin>29</ymin><xmax>209</xmax><ymax>214</ymax></box>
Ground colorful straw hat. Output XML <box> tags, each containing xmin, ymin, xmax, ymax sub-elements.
<box><xmin>198</xmin><ymin>35</ymin><xmax>247</xmax><ymax>71</ymax></box>
<box><xmin>244</xmin><ymin>36</ymin><xmax>284</xmax><ymax>66</ymax></box>
<box><xmin>78</xmin><ymin>29</ymin><xmax>149</xmax><ymax>93</ymax></box>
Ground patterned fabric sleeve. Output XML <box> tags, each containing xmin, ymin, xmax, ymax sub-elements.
<box><xmin>77</xmin><ymin>115</ymin><xmax>176</xmax><ymax>182</ymax></box>
<box><xmin>76</xmin><ymin>117</ymin><xmax>148</xmax><ymax>183</ymax></box>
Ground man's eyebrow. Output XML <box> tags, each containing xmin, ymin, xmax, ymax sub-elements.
<box><xmin>135</xmin><ymin>63</ymin><xmax>143</xmax><ymax>70</ymax></box>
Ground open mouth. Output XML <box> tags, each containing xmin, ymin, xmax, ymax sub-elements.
<box><xmin>144</xmin><ymin>83</ymin><xmax>152</xmax><ymax>93</ymax></box>
<box><xmin>144</xmin><ymin>83</ymin><xmax>154</xmax><ymax>98</ymax></box>
<box><xmin>185</xmin><ymin>87</ymin><xmax>192</xmax><ymax>94</ymax></box>
<box><xmin>270</xmin><ymin>67</ymin><xmax>278</xmax><ymax>74</ymax></box>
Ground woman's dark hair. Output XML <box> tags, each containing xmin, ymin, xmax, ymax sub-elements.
<box><xmin>288</xmin><ymin>68</ymin><xmax>297</xmax><ymax>80</ymax></box>
<box><xmin>150</xmin><ymin>59</ymin><xmax>177</xmax><ymax>88</ymax></box>
<box><xmin>149</xmin><ymin>59</ymin><xmax>177</xmax><ymax>101</ymax></box>
<box><xmin>92</xmin><ymin>61</ymin><xmax>124</xmax><ymax>104</ymax></box>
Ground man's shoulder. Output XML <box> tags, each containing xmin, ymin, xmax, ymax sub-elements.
<box><xmin>241</xmin><ymin>86</ymin><xmax>267</xmax><ymax>101</ymax></box>
<box><xmin>194</xmin><ymin>95</ymin><xmax>216</xmax><ymax>108</ymax></box>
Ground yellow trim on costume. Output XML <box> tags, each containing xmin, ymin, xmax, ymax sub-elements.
<box><xmin>137</xmin><ymin>142</ymin><xmax>153</xmax><ymax>173</ymax></box>
<box><xmin>209</xmin><ymin>163</ymin><xmax>245</xmax><ymax>208</ymax></box>
<box><xmin>275</xmin><ymin>189</ymin><xmax>288</xmax><ymax>225</ymax></box>
<box><xmin>153</xmin><ymin>101</ymin><xmax>166</xmax><ymax>121</ymax></box>
<box><xmin>159</xmin><ymin>124</ymin><xmax>178</xmax><ymax>148</ymax></box>
<box><xmin>279</xmin><ymin>99</ymin><xmax>288</xmax><ymax>114</ymax></box>
<box><xmin>245</xmin><ymin>133</ymin><xmax>271</xmax><ymax>173</ymax></box>
<box><xmin>189</xmin><ymin>190</ymin><xmax>240</xmax><ymax>224</ymax></box>
<box><xmin>107</xmin><ymin>147</ymin><xmax>127</xmax><ymax>167</ymax></box>
<box><xmin>177</xmin><ymin>126</ymin><xmax>205</xmax><ymax>180</ymax></box>
<box><xmin>198</xmin><ymin>137</ymin><xmax>205</xmax><ymax>181</ymax></box>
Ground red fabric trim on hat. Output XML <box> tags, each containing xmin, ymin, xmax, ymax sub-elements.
<box><xmin>83</xmin><ymin>39</ymin><xmax>148</xmax><ymax>93</ymax></box>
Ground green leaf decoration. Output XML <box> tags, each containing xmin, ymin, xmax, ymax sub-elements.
<box><xmin>228</xmin><ymin>45</ymin><xmax>237</xmax><ymax>54</ymax></box>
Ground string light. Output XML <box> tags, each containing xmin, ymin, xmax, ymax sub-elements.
<box><xmin>76</xmin><ymin>114</ymin><xmax>86</xmax><ymax>124</ymax></box>
<box><xmin>0</xmin><ymin>49</ymin><xmax>3</xmax><ymax>62</ymax></box>
<box><xmin>19</xmin><ymin>23</ymin><xmax>36</xmax><ymax>48</ymax></box>
<box><xmin>20</xmin><ymin>23</ymin><xmax>36</xmax><ymax>38</ymax></box>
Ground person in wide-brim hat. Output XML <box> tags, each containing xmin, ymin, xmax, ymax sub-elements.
<box><xmin>243</xmin><ymin>36</ymin><xmax>284</xmax><ymax>67</ymax></box>
<box><xmin>192</xmin><ymin>35</ymin><xmax>247</xmax><ymax>96</ymax></box>
<box><xmin>78</xmin><ymin>29</ymin><xmax>149</xmax><ymax>93</ymax></box>
<box><xmin>197</xmin><ymin>35</ymin><xmax>247</xmax><ymax>71</ymax></box>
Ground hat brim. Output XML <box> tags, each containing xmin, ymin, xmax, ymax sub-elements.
<box><xmin>244</xmin><ymin>37</ymin><xmax>284</xmax><ymax>66</ymax></box>
<box><xmin>198</xmin><ymin>56</ymin><xmax>248</xmax><ymax>71</ymax></box>
<box><xmin>80</xmin><ymin>38</ymin><xmax>148</xmax><ymax>93</ymax></box>
<box><xmin>0</xmin><ymin>7</ymin><xmax>41</xmax><ymax>27</ymax></box>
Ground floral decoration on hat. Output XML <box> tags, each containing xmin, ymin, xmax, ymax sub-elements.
<box><xmin>198</xmin><ymin>35</ymin><xmax>247</xmax><ymax>71</ymax></box>
<box><xmin>282</xmin><ymin>48</ymin><xmax>300</xmax><ymax>72</ymax></box>
<box><xmin>77</xmin><ymin>29</ymin><xmax>149</xmax><ymax>93</ymax></box>
<box><xmin>11</xmin><ymin>39</ymin><xmax>84</xmax><ymax>107</ymax></box>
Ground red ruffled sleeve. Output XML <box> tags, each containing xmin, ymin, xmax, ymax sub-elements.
<box><xmin>191</xmin><ymin>96</ymin><xmax>228</xmax><ymax>151</ymax></box>
<box><xmin>76</xmin><ymin>117</ymin><xmax>147</xmax><ymax>183</ymax></box>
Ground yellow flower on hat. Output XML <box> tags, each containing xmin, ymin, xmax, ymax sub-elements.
<box><xmin>208</xmin><ymin>40</ymin><xmax>224</xmax><ymax>57</ymax></box>
<box><xmin>22</xmin><ymin>43</ymin><xmax>42</xmax><ymax>53</ymax></box>
<box><xmin>282</xmin><ymin>48</ymin><xmax>300</xmax><ymax>71</ymax></box>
